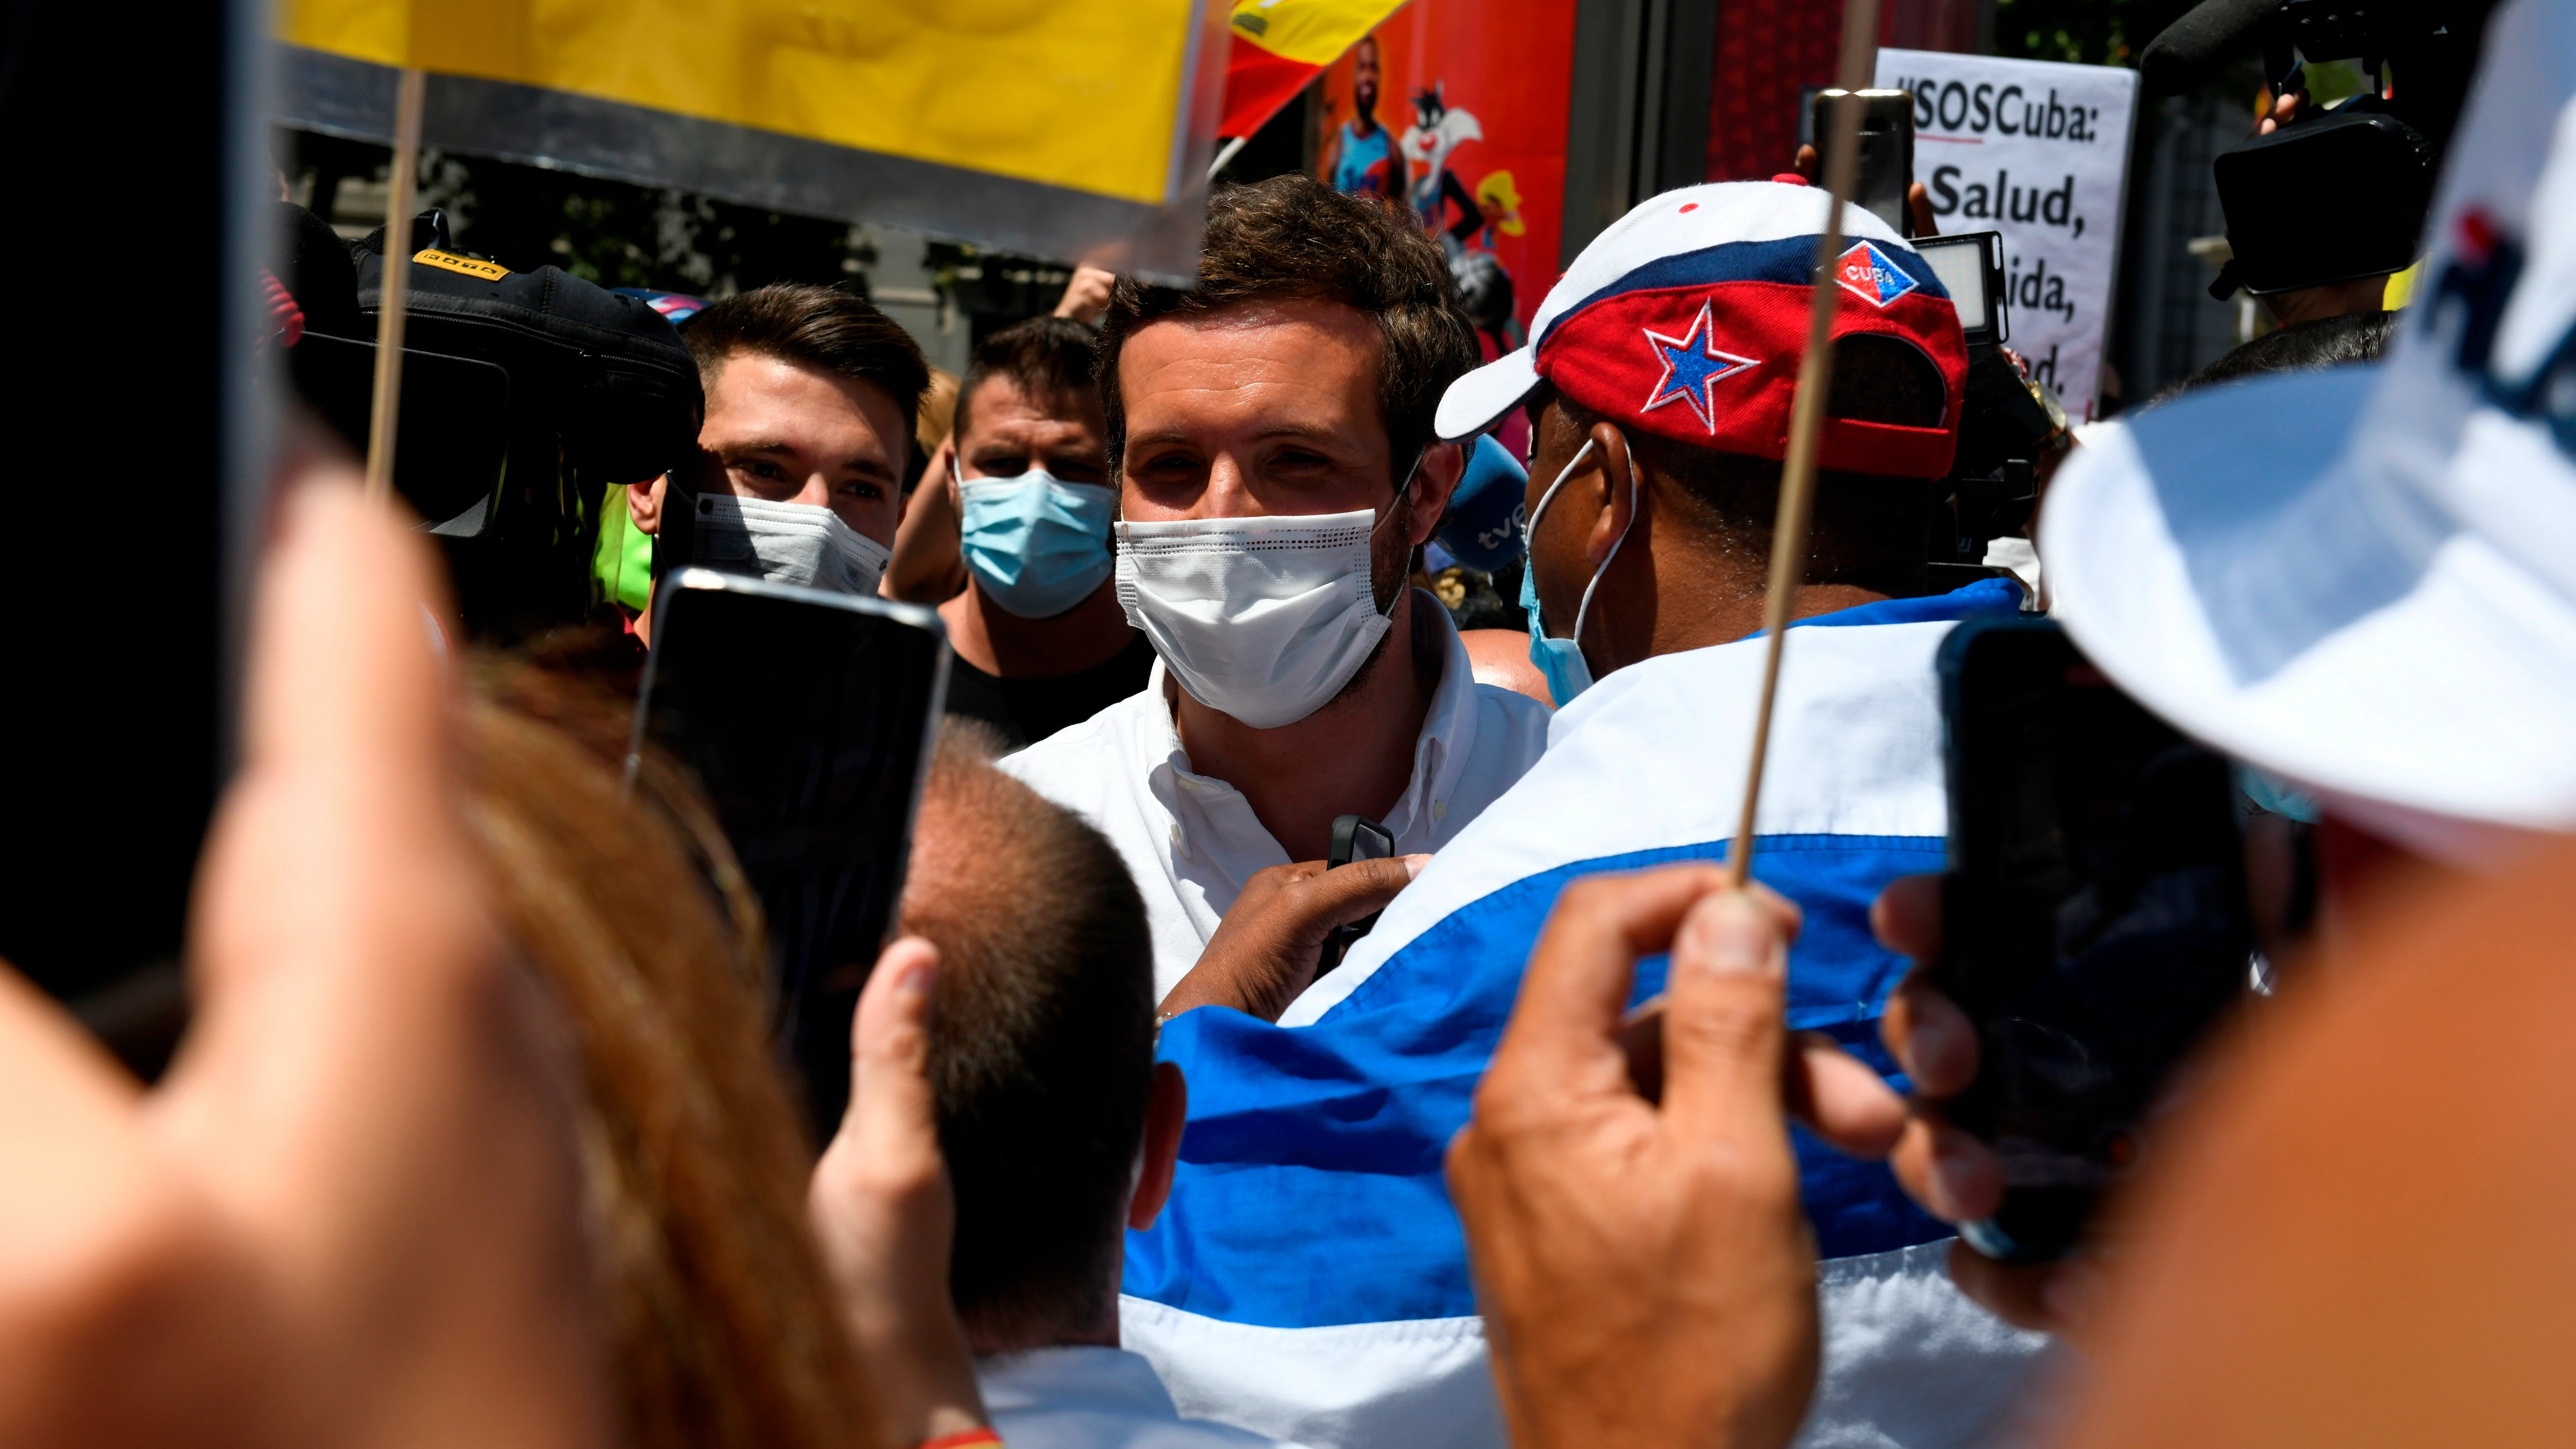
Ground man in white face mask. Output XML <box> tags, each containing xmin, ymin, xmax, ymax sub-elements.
<box><xmin>1000</xmin><ymin>175</ymin><xmax>1555</xmax><ymax>1002</ymax></box>
<box><xmin>936</xmin><ymin>315</ymin><xmax>1156</xmax><ymax>751</ymax></box>
<box><xmin>625</xmin><ymin>283</ymin><xmax>926</xmax><ymax>639</ymax></box>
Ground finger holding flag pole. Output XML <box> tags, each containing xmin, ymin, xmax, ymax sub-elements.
<box><xmin>362</xmin><ymin>66</ymin><xmax>425</xmax><ymax>503</ymax></box>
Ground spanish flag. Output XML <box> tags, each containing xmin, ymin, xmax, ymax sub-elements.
<box><xmin>1221</xmin><ymin>0</ymin><xmax>1411</xmax><ymax>139</ymax></box>
<box><xmin>275</xmin><ymin>0</ymin><xmax>1228</xmax><ymax>277</ymax></box>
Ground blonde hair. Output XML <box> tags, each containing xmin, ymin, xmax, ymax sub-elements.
<box><xmin>459</xmin><ymin>670</ymin><xmax>878</xmax><ymax>1449</ymax></box>
<box><xmin>917</xmin><ymin>368</ymin><xmax>962</xmax><ymax>457</ymax></box>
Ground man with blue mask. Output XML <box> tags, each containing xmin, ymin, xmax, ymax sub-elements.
<box><xmin>1120</xmin><ymin>182</ymin><xmax>2049</xmax><ymax>1449</ymax></box>
<box><xmin>936</xmin><ymin>316</ymin><xmax>1157</xmax><ymax>751</ymax></box>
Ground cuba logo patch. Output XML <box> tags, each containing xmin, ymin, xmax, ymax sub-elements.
<box><xmin>1835</xmin><ymin>240</ymin><xmax>1918</xmax><ymax>308</ymax></box>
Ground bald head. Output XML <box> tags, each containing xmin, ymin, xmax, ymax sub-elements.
<box><xmin>898</xmin><ymin>724</ymin><xmax>1155</xmax><ymax>1347</ymax></box>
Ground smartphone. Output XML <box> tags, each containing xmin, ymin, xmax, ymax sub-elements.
<box><xmin>1934</xmin><ymin>617</ymin><xmax>2253</xmax><ymax>1263</ymax></box>
<box><xmin>0</xmin><ymin>0</ymin><xmax>266</xmax><ymax>1080</ymax></box>
<box><xmin>1811</xmin><ymin>89</ymin><xmax>1917</xmax><ymax>235</ymax></box>
<box><xmin>1316</xmin><ymin>813</ymin><xmax>1396</xmax><ymax>976</ymax></box>
<box><xmin>631</xmin><ymin>567</ymin><xmax>950</xmax><ymax>1138</ymax></box>
<box><xmin>1912</xmin><ymin>230</ymin><xmax>2010</xmax><ymax>349</ymax></box>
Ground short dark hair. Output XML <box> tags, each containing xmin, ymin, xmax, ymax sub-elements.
<box><xmin>954</xmin><ymin>315</ymin><xmax>1101</xmax><ymax>446</ymax></box>
<box><xmin>685</xmin><ymin>283</ymin><xmax>931</xmax><ymax>460</ymax></box>
<box><xmin>1539</xmin><ymin>336</ymin><xmax>1949</xmax><ymax>594</ymax></box>
<box><xmin>2172</xmin><ymin>310</ymin><xmax>2393</xmax><ymax>397</ymax></box>
<box><xmin>899</xmin><ymin>723</ymin><xmax>1156</xmax><ymax>1345</ymax></box>
<box><xmin>1096</xmin><ymin>173</ymin><xmax>1481</xmax><ymax>483</ymax></box>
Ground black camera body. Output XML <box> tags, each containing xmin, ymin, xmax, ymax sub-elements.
<box><xmin>2145</xmin><ymin>0</ymin><xmax>2496</xmax><ymax>300</ymax></box>
<box><xmin>1912</xmin><ymin>230</ymin><xmax>2063</xmax><ymax>582</ymax></box>
<box><xmin>2211</xmin><ymin>106</ymin><xmax>2437</xmax><ymax>296</ymax></box>
<box><xmin>349</xmin><ymin>211</ymin><xmax>704</xmax><ymax>639</ymax></box>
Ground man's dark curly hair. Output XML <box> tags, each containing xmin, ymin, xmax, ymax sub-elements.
<box><xmin>1095</xmin><ymin>173</ymin><xmax>1481</xmax><ymax>483</ymax></box>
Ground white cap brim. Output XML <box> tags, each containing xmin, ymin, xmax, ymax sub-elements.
<box><xmin>1435</xmin><ymin>346</ymin><xmax>1541</xmax><ymax>443</ymax></box>
<box><xmin>2043</xmin><ymin>364</ymin><xmax>2576</xmax><ymax>840</ymax></box>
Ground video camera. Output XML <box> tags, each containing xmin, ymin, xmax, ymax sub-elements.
<box><xmin>278</xmin><ymin>203</ymin><xmax>703</xmax><ymax>640</ymax></box>
<box><xmin>1913</xmin><ymin>229</ymin><xmax>2067</xmax><ymax>582</ymax></box>
<box><xmin>2140</xmin><ymin>0</ymin><xmax>2498</xmax><ymax>300</ymax></box>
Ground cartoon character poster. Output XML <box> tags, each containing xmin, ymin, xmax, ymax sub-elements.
<box><xmin>1313</xmin><ymin>0</ymin><xmax>1574</xmax><ymax>367</ymax></box>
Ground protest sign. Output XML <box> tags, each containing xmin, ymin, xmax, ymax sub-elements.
<box><xmin>1875</xmin><ymin>50</ymin><xmax>2139</xmax><ymax>418</ymax></box>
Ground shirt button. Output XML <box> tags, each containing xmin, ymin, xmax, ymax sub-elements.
<box><xmin>1433</xmin><ymin>799</ymin><xmax>1449</xmax><ymax>821</ymax></box>
<box><xmin>1169</xmin><ymin>822</ymin><xmax>1186</xmax><ymax>853</ymax></box>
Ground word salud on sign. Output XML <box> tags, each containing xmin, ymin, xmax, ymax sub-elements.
<box><xmin>1876</xmin><ymin>48</ymin><xmax>2137</xmax><ymax>419</ymax></box>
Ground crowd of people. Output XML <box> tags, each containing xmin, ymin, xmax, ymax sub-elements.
<box><xmin>9</xmin><ymin>1</ymin><xmax>2576</xmax><ymax>1447</ymax></box>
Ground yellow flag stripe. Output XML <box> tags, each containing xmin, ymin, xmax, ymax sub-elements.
<box><xmin>280</xmin><ymin>0</ymin><xmax>1203</xmax><ymax>205</ymax></box>
<box><xmin>1226</xmin><ymin>0</ymin><xmax>1408</xmax><ymax>66</ymax></box>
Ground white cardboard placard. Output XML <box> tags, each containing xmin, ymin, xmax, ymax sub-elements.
<box><xmin>1875</xmin><ymin>50</ymin><xmax>2141</xmax><ymax>419</ymax></box>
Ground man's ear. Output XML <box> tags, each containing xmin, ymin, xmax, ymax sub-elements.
<box><xmin>1404</xmin><ymin>439</ymin><xmax>1468</xmax><ymax>547</ymax></box>
<box><xmin>627</xmin><ymin>472</ymin><xmax>667</xmax><ymax>537</ymax></box>
<box><xmin>1587</xmin><ymin>423</ymin><xmax>1638</xmax><ymax>567</ymax></box>
<box><xmin>1127</xmin><ymin>1060</ymin><xmax>1188</xmax><ymax>1231</ymax></box>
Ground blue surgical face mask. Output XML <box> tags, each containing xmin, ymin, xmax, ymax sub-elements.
<box><xmin>1519</xmin><ymin>434</ymin><xmax>1636</xmax><ymax>706</ymax></box>
<box><xmin>958</xmin><ymin>468</ymin><xmax>1117</xmax><ymax>619</ymax></box>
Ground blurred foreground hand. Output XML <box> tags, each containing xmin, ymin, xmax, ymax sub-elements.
<box><xmin>1872</xmin><ymin>873</ymin><xmax>2106</xmax><ymax>1337</ymax></box>
<box><xmin>810</xmin><ymin>938</ymin><xmax>989</xmax><ymax>1449</ymax></box>
<box><xmin>0</xmin><ymin>462</ymin><xmax>607</xmax><ymax>1448</ymax></box>
<box><xmin>1448</xmin><ymin>866</ymin><xmax>1903</xmax><ymax>1449</ymax></box>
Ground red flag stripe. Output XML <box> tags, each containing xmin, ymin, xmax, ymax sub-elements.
<box><xmin>1220</xmin><ymin>34</ymin><xmax>1325</xmax><ymax>139</ymax></box>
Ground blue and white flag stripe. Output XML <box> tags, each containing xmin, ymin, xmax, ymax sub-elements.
<box><xmin>1124</xmin><ymin>580</ymin><xmax>2053</xmax><ymax>1449</ymax></box>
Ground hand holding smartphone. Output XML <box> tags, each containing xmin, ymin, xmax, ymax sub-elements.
<box><xmin>1811</xmin><ymin>88</ymin><xmax>1917</xmax><ymax>235</ymax></box>
<box><xmin>1933</xmin><ymin>617</ymin><xmax>2254</xmax><ymax>1262</ymax></box>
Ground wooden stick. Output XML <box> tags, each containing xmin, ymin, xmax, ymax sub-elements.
<box><xmin>364</xmin><ymin>67</ymin><xmax>426</xmax><ymax>503</ymax></box>
<box><xmin>1724</xmin><ymin>0</ymin><xmax>1882</xmax><ymax>889</ymax></box>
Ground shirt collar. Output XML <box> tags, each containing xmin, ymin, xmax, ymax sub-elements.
<box><xmin>1387</xmin><ymin>592</ymin><xmax>1481</xmax><ymax>841</ymax></box>
<box><xmin>1134</xmin><ymin>588</ymin><xmax>1483</xmax><ymax>845</ymax></box>
<box><xmin>975</xmin><ymin>1345</ymin><xmax>1180</xmax><ymax>1419</ymax></box>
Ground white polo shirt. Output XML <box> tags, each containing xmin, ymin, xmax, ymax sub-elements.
<box><xmin>978</xmin><ymin>1345</ymin><xmax>1313</xmax><ymax>1449</ymax></box>
<box><xmin>1001</xmin><ymin>594</ymin><xmax>1553</xmax><ymax>998</ymax></box>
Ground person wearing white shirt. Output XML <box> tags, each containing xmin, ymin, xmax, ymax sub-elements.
<box><xmin>891</xmin><ymin>726</ymin><xmax>1310</xmax><ymax>1449</ymax></box>
<box><xmin>1002</xmin><ymin>175</ymin><xmax>1553</xmax><ymax>1000</ymax></box>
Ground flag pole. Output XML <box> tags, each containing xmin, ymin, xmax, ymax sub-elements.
<box><xmin>363</xmin><ymin>66</ymin><xmax>426</xmax><ymax>503</ymax></box>
<box><xmin>1614</xmin><ymin>0</ymin><xmax>1882</xmax><ymax>1089</ymax></box>
<box><xmin>1725</xmin><ymin>0</ymin><xmax>1882</xmax><ymax>889</ymax></box>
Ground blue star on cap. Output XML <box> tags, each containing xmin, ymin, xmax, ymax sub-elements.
<box><xmin>1640</xmin><ymin>301</ymin><xmax>1758</xmax><ymax>433</ymax></box>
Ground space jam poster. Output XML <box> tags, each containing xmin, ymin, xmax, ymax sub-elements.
<box><xmin>1310</xmin><ymin>0</ymin><xmax>1575</xmax><ymax>377</ymax></box>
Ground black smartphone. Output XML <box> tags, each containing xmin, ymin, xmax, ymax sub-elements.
<box><xmin>631</xmin><ymin>567</ymin><xmax>950</xmax><ymax>1139</ymax></box>
<box><xmin>1316</xmin><ymin>813</ymin><xmax>1396</xmax><ymax>976</ymax></box>
<box><xmin>1934</xmin><ymin>617</ymin><xmax>2253</xmax><ymax>1263</ymax></box>
<box><xmin>1811</xmin><ymin>88</ymin><xmax>1917</xmax><ymax>235</ymax></box>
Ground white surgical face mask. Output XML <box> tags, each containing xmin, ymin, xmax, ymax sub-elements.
<box><xmin>689</xmin><ymin>492</ymin><xmax>890</xmax><ymax>597</ymax></box>
<box><xmin>1117</xmin><ymin>452</ymin><xmax>1433</xmax><ymax>729</ymax></box>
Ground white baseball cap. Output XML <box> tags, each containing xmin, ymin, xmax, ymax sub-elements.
<box><xmin>1434</xmin><ymin>180</ymin><xmax>1968</xmax><ymax>478</ymax></box>
<box><xmin>2041</xmin><ymin>0</ymin><xmax>2576</xmax><ymax>854</ymax></box>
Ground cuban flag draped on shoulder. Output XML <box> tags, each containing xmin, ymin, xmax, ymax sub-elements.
<box><xmin>1121</xmin><ymin>582</ymin><xmax>2056</xmax><ymax>1449</ymax></box>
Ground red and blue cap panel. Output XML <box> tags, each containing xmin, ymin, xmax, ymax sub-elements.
<box><xmin>1533</xmin><ymin>234</ymin><xmax>1967</xmax><ymax>478</ymax></box>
